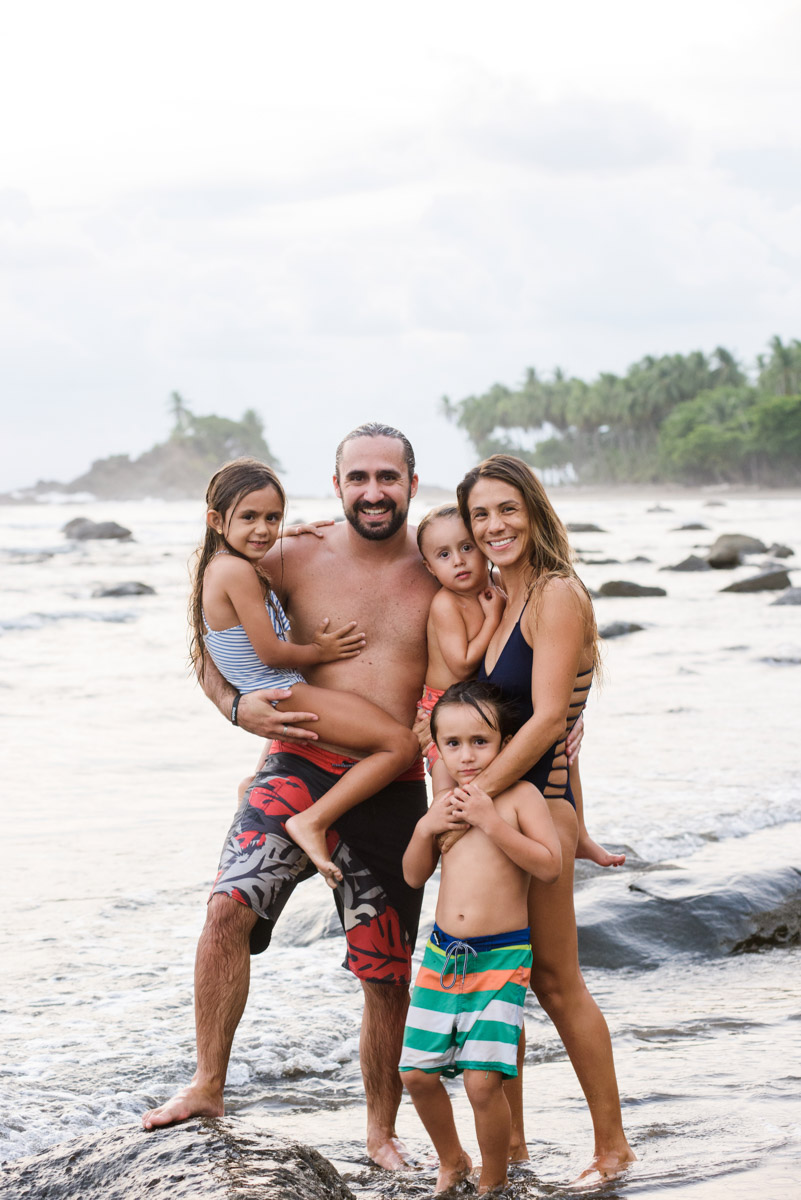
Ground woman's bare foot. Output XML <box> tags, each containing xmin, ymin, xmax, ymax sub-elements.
<box><xmin>572</xmin><ymin>1146</ymin><xmax>637</xmax><ymax>1185</ymax></box>
<box><xmin>575</xmin><ymin>829</ymin><xmax>626</xmax><ymax>868</ymax></box>
<box><xmin>435</xmin><ymin>1151</ymin><xmax>472</xmax><ymax>1193</ymax></box>
<box><xmin>141</xmin><ymin>1082</ymin><xmax>223</xmax><ymax>1130</ymax></box>
<box><xmin>284</xmin><ymin>812</ymin><xmax>342</xmax><ymax>888</ymax></box>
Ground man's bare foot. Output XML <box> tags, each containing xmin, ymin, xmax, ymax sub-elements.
<box><xmin>576</xmin><ymin>830</ymin><xmax>626</xmax><ymax>868</ymax></box>
<box><xmin>141</xmin><ymin>1083</ymin><xmax>223</xmax><ymax>1130</ymax></box>
<box><xmin>571</xmin><ymin>1146</ymin><xmax>637</xmax><ymax>1186</ymax></box>
<box><xmin>435</xmin><ymin>1151</ymin><xmax>472</xmax><ymax>1193</ymax></box>
<box><xmin>368</xmin><ymin>1135</ymin><xmax>416</xmax><ymax>1170</ymax></box>
<box><xmin>284</xmin><ymin>813</ymin><xmax>342</xmax><ymax>888</ymax></box>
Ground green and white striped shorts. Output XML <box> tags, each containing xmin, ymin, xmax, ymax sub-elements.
<box><xmin>399</xmin><ymin>924</ymin><xmax>532</xmax><ymax>1079</ymax></box>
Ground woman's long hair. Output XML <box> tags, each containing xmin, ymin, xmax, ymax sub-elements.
<box><xmin>457</xmin><ymin>455</ymin><xmax>599</xmax><ymax>669</ymax></box>
<box><xmin>189</xmin><ymin>457</ymin><xmax>285</xmax><ymax>681</ymax></box>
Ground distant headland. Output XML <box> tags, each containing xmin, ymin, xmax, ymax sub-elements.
<box><xmin>4</xmin><ymin>394</ymin><xmax>280</xmax><ymax>503</ymax></box>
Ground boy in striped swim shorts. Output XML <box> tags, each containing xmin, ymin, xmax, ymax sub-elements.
<box><xmin>399</xmin><ymin>681</ymin><xmax>562</xmax><ymax>1194</ymax></box>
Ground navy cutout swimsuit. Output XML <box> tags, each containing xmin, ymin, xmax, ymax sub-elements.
<box><xmin>479</xmin><ymin>603</ymin><xmax>591</xmax><ymax>809</ymax></box>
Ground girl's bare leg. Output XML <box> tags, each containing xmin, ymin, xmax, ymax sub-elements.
<box><xmin>402</xmin><ymin>1070</ymin><xmax>472</xmax><ymax>1193</ymax></box>
<box><xmin>516</xmin><ymin>800</ymin><xmax>635</xmax><ymax>1179</ymax></box>
<box><xmin>280</xmin><ymin>684</ymin><xmax>418</xmax><ymax>885</ymax></box>
<box><xmin>463</xmin><ymin>1069</ymin><xmax>511</xmax><ymax>1193</ymax></box>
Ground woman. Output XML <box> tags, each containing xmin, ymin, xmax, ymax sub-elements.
<box><xmin>449</xmin><ymin>455</ymin><xmax>634</xmax><ymax>1180</ymax></box>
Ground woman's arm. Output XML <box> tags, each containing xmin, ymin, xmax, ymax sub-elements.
<box><xmin>475</xmin><ymin>579</ymin><xmax>586</xmax><ymax>799</ymax></box>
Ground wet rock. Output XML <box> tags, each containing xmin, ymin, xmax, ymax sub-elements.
<box><xmin>770</xmin><ymin>588</ymin><xmax>801</xmax><ymax>606</ymax></box>
<box><xmin>599</xmin><ymin>621</ymin><xmax>645</xmax><ymax>639</ymax></box>
<box><xmin>63</xmin><ymin>518</ymin><xmax>132</xmax><ymax>541</ymax></box>
<box><xmin>92</xmin><ymin>582</ymin><xmax>156</xmax><ymax>597</ymax></box>
<box><xmin>720</xmin><ymin>570</ymin><xmax>792</xmax><ymax>594</ymax></box>
<box><xmin>706</xmin><ymin>533</ymin><xmax>767</xmax><ymax>568</ymax></box>
<box><xmin>647</xmin><ymin>504</ymin><xmax>673</xmax><ymax>512</ymax></box>
<box><xmin>578</xmin><ymin>556</ymin><xmax>620</xmax><ymax>565</ymax></box>
<box><xmin>628</xmin><ymin>555</ymin><xmax>652</xmax><ymax>563</ymax></box>
<box><xmin>567</xmin><ymin>522</ymin><xmax>607</xmax><ymax>533</ymax></box>
<box><xmin>576</xmin><ymin>853</ymin><xmax>801</xmax><ymax>969</ymax></box>
<box><xmin>768</xmin><ymin>543</ymin><xmax>794</xmax><ymax>558</ymax></box>
<box><xmin>0</xmin><ymin>1118</ymin><xmax>355</xmax><ymax>1200</ymax></box>
<box><xmin>660</xmin><ymin>555</ymin><xmax>710</xmax><ymax>573</ymax></box>
<box><xmin>703</xmin><ymin>499</ymin><xmax>727</xmax><ymax>507</ymax></box>
<box><xmin>598</xmin><ymin>580</ymin><xmax>667</xmax><ymax>597</ymax></box>
<box><xmin>672</xmin><ymin>522</ymin><xmax>709</xmax><ymax>531</ymax></box>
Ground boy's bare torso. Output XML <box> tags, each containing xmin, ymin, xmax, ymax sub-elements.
<box><xmin>425</xmin><ymin>590</ymin><xmax>486</xmax><ymax>691</ymax></box>
<box><xmin>266</xmin><ymin>522</ymin><xmax>438</xmax><ymax>730</ymax></box>
<box><xmin>434</xmin><ymin>784</ymin><xmax>533</xmax><ymax>937</ymax></box>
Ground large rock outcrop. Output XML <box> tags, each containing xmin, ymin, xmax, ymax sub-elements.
<box><xmin>0</xmin><ymin>1118</ymin><xmax>354</xmax><ymax>1200</ymax></box>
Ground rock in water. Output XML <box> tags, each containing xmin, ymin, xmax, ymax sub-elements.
<box><xmin>566</xmin><ymin>521</ymin><xmax>607</xmax><ymax>533</ymax></box>
<box><xmin>671</xmin><ymin>522</ymin><xmax>709</xmax><ymax>531</ymax></box>
<box><xmin>598</xmin><ymin>580</ymin><xmax>667</xmax><ymax>597</ymax></box>
<box><xmin>767</xmin><ymin>543</ymin><xmax>794</xmax><ymax>559</ymax></box>
<box><xmin>599</xmin><ymin>621</ymin><xmax>645</xmax><ymax>639</ymax></box>
<box><xmin>720</xmin><ymin>570</ymin><xmax>792</xmax><ymax>594</ymax></box>
<box><xmin>660</xmin><ymin>555</ymin><xmax>710</xmax><ymax>572</ymax></box>
<box><xmin>0</xmin><ymin>1118</ymin><xmax>355</xmax><ymax>1200</ymax></box>
<box><xmin>771</xmin><ymin>588</ymin><xmax>801</xmax><ymax>606</ymax></box>
<box><xmin>706</xmin><ymin>533</ymin><xmax>767</xmax><ymax>568</ymax></box>
<box><xmin>63</xmin><ymin>518</ymin><xmax>133</xmax><ymax>541</ymax></box>
<box><xmin>92</xmin><ymin>582</ymin><xmax>156</xmax><ymax>597</ymax></box>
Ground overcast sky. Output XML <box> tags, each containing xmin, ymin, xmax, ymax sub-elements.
<box><xmin>2</xmin><ymin>0</ymin><xmax>800</xmax><ymax>495</ymax></box>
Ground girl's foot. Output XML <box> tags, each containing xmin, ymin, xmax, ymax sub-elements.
<box><xmin>284</xmin><ymin>813</ymin><xmax>342</xmax><ymax>888</ymax></box>
<box><xmin>575</xmin><ymin>829</ymin><xmax>626</xmax><ymax>868</ymax></box>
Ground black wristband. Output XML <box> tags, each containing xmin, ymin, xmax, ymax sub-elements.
<box><xmin>230</xmin><ymin>691</ymin><xmax>242</xmax><ymax>726</ymax></box>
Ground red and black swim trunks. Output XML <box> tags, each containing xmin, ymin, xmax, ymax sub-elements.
<box><xmin>211</xmin><ymin>741</ymin><xmax>427</xmax><ymax>987</ymax></box>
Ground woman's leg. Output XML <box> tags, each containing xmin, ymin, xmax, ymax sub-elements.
<box><xmin>403</xmin><ymin>1070</ymin><xmax>472</xmax><ymax>1192</ymax></box>
<box><xmin>278</xmin><ymin>684</ymin><xmax>418</xmax><ymax>884</ymax></box>
<box><xmin>520</xmin><ymin>799</ymin><xmax>635</xmax><ymax>1177</ymax></box>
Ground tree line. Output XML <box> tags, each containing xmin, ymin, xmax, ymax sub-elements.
<box><xmin>442</xmin><ymin>336</ymin><xmax>801</xmax><ymax>485</ymax></box>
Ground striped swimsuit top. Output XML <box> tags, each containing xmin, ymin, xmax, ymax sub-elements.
<box><xmin>203</xmin><ymin>589</ymin><xmax>306</xmax><ymax>694</ymax></box>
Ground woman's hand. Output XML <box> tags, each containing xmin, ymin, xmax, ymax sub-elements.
<box><xmin>566</xmin><ymin>711</ymin><xmax>584</xmax><ymax>764</ymax></box>
<box><xmin>413</xmin><ymin>708</ymin><xmax>433</xmax><ymax>756</ymax></box>
<box><xmin>282</xmin><ymin>520</ymin><xmax>335</xmax><ymax>538</ymax></box>
<box><xmin>311</xmin><ymin>618</ymin><xmax>367</xmax><ymax>662</ymax></box>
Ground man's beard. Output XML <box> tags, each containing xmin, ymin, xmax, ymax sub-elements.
<box><xmin>344</xmin><ymin>495</ymin><xmax>410</xmax><ymax>541</ymax></box>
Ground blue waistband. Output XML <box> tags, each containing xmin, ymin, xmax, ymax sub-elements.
<box><xmin>431</xmin><ymin>922</ymin><xmax>531</xmax><ymax>954</ymax></box>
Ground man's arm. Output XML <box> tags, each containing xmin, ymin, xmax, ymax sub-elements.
<box><xmin>199</xmin><ymin>654</ymin><xmax>320</xmax><ymax>742</ymax></box>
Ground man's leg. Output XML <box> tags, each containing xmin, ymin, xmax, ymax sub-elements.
<box><xmin>360</xmin><ymin>979</ymin><xmax>413</xmax><ymax>1168</ymax></box>
<box><xmin>142</xmin><ymin>895</ymin><xmax>257</xmax><ymax>1129</ymax></box>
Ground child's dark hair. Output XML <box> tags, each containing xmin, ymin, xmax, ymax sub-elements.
<box><xmin>189</xmin><ymin>457</ymin><xmax>285</xmax><ymax>681</ymax></box>
<box><xmin>430</xmin><ymin>680</ymin><xmax>519</xmax><ymax>746</ymax></box>
<box><xmin>415</xmin><ymin>503</ymin><xmax>461</xmax><ymax>557</ymax></box>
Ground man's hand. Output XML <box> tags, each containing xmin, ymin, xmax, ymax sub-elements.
<box><xmin>281</xmin><ymin>520</ymin><xmax>335</xmax><ymax>538</ymax></box>
<box><xmin>236</xmin><ymin>689</ymin><xmax>320</xmax><ymax>741</ymax></box>
<box><xmin>566</xmin><ymin>711</ymin><xmax>584</xmax><ymax>764</ymax></box>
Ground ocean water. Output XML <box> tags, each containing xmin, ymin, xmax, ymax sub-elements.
<box><xmin>1</xmin><ymin>490</ymin><xmax>799</xmax><ymax>1198</ymax></box>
